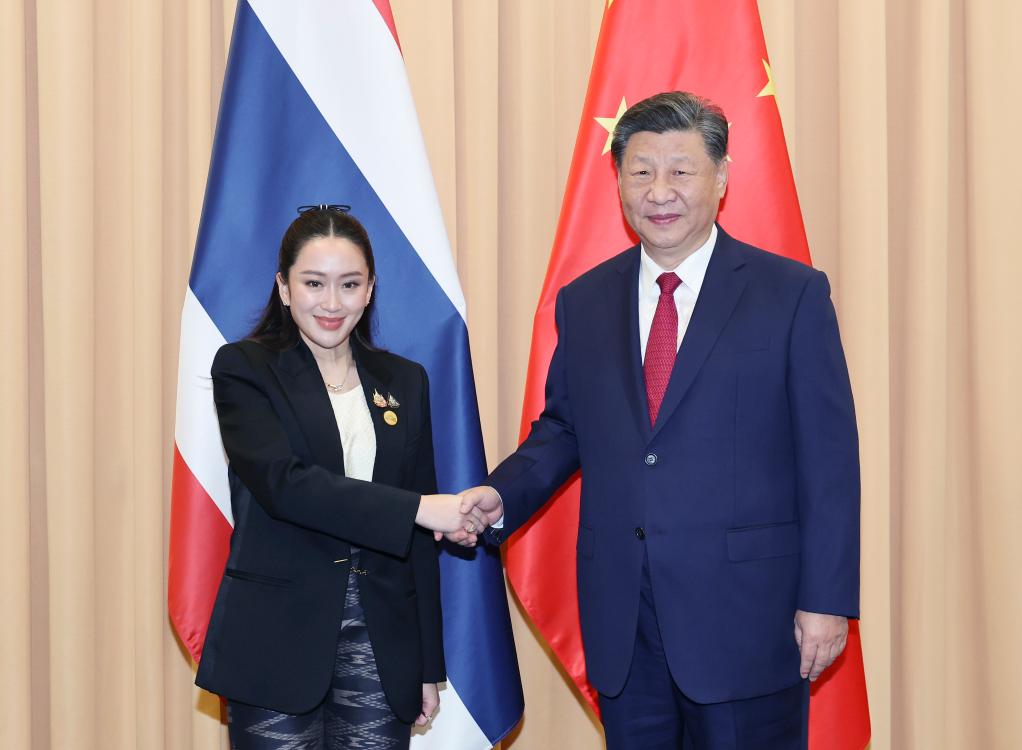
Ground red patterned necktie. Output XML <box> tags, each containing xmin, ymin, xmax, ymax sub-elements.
<box><xmin>644</xmin><ymin>272</ymin><xmax>682</xmax><ymax>426</ymax></box>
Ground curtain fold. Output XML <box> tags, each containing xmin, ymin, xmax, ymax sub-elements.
<box><xmin>1</xmin><ymin>0</ymin><xmax>1019</xmax><ymax>747</ymax></box>
<box><xmin>0</xmin><ymin>0</ymin><xmax>32</xmax><ymax>747</ymax></box>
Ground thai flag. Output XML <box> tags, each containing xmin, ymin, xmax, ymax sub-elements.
<box><xmin>168</xmin><ymin>2</ymin><xmax>523</xmax><ymax>747</ymax></box>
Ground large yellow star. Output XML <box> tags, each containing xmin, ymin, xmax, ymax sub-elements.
<box><xmin>595</xmin><ymin>97</ymin><xmax>628</xmax><ymax>155</ymax></box>
<box><xmin>757</xmin><ymin>59</ymin><xmax>776</xmax><ymax>98</ymax></box>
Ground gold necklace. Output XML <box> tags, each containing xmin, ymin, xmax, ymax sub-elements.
<box><xmin>324</xmin><ymin>358</ymin><xmax>354</xmax><ymax>393</ymax></box>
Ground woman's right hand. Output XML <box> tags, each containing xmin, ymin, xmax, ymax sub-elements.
<box><xmin>416</xmin><ymin>494</ymin><xmax>485</xmax><ymax>544</ymax></box>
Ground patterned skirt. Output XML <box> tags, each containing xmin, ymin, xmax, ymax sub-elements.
<box><xmin>226</xmin><ymin>551</ymin><xmax>411</xmax><ymax>750</ymax></box>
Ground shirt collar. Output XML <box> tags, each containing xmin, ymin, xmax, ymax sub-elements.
<box><xmin>639</xmin><ymin>224</ymin><xmax>717</xmax><ymax>297</ymax></box>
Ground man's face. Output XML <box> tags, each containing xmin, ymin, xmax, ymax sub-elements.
<box><xmin>617</xmin><ymin>129</ymin><xmax>728</xmax><ymax>266</ymax></box>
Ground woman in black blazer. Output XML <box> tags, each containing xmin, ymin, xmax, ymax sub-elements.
<box><xmin>195</xmin><ymin>206</ymin><xmax>480</xmax><ymax>749</ymax></box>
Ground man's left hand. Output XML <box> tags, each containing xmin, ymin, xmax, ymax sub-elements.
<box><xmin>793</xmin><ymin>610</ymin><xmax>848</xmax><ymax>681</ymax></box>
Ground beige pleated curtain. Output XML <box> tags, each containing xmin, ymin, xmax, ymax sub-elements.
<box><xmin>2</xmin><ymin>1</ymin><xmax>1020</xmax><ymax>748</ymax></box>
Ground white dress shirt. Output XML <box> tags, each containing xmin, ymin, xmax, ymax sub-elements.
<box><xmin>638</xmin><ymin>224</ymin><xmax>716</xmax><ymax>361</ymax></box>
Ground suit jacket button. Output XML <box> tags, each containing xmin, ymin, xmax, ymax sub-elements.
<box><xmin>634</xmin><ymin>527</ymin><xmax>646</xmax><ymax>540</ymax></box>
<box><xmin>644</xmin><ymin>453</ymin><xmax>657</xmax><ymax>466</ymax></box>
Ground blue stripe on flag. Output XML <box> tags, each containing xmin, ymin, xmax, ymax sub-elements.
<box><xmin>190</xmin><ymin>2</ymin><xmax>522</xmax><ymax>742</ymax></box>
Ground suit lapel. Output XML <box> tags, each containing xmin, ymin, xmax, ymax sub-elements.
<box><xmin>606</xmin><ymin>246</ymin><xmax>652</xmax><ymax>443</ymax></box>
<box><xmin>271</xmin><ymin>338</ymin><xmax>406</xmax><ymax>484</ymax></box>
<box><xmin>650</xmin><ymin>227</ymin><xmax>748</xmax><ymax>440</ymax></box>
<box><xmin>271</xmin><ymin>340</ymin><xmax>346</xmax><ymax>474</ymax></box>
<box><xmin>352</xmin><ymin>341</ymin><xmax>406</xmax><ymax>485</ymax></box>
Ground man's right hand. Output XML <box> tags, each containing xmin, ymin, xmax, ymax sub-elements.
<box><xmin>416</xmin><ymin>493</ymin><xmax>485</xmax><ymax>546</ymax></box>
<box><xmin>459</xmin><ymin>486</ymin><xmax>504</xmax><ymax>526</ymax></box>
<box><xmin>435</xmin><ymin>486</ymin><xmax>504</xmax><ymax>546</ymax></box>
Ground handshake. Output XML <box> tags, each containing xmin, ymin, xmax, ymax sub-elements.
<box><xmin>415</xmin><ymin>487</ymin><xmax>504</xmax><ymax>547</ymax></box>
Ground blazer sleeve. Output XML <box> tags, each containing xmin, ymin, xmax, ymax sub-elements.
<box><xmin>211</xmin><ymin>343</ymin><xmax>421</xmax><ymax>558</ymax></box>
<box><xmin>487</xmin><ymin>289</ymin><xmax>582</xmax><ymax>538</ymax></box>
<box><xmin>408</xmin><ymin>366</ymin><xmax>445</xmax><ymax>682</ymax></box>
<box><xmin>787</xmin><ymin>271</ymin><xmax>861</xmax><ymax>618</ymax></box>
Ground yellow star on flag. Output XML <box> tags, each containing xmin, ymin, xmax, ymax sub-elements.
<box><xmin>595</xmin><ymin>97</ymin><xmax>628</xmax><ymax>155</ymax></box>
<box><xmin>757</xmin><ymin>59</ymin><xmax>775</xmax><ymax>98</ymax></box>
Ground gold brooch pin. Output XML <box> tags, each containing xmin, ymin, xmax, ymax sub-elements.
<box><xmin>387</xmin><ymin>393</ymin><xmax>400</xmax><ymax>408</ymax></box>
<box><xmin>383</xmin><ymin>410</ymin><xmax>398</xmax><ymax>426</ymax></box>
<box><xmin>372</xmin><ymin>389</ymin><xmax>387</xmax><ymax>408</ymax></box>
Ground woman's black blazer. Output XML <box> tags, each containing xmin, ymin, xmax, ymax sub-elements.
<box><xmin>195</xmin><ymin>337</ymin><xmax>444</xmax><ymax>721</ymax></box>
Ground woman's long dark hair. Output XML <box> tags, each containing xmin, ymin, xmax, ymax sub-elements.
<box><xmin>247</xmin><ymin>207</ymin><xmax>377</xmax><ymax>351</ymax></box>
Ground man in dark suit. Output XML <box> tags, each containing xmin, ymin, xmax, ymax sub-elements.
<box><xmin>458</xmin><ymin>92</ymin><xmax>860</xmax><ymax>749</ymax></box>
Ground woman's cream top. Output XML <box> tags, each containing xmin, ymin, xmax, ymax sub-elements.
<box><xmin>328</xmin><ymin>385</ymin><xmax>377</xmax><ymax>481</ymax></box>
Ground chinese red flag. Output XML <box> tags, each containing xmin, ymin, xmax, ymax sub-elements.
<box><xmin>504</xmin><ymin>1</ymin><xmax>871</xmax><ymax>747</ymax></box>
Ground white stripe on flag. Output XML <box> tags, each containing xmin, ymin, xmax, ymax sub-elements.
<box><xmin>248</xmin><ymin>0</ymin><xmax>466</xmax><ymax>321</ymax></box>
<box><xmin>411</xmin><ymin>680</ymin><xmax>491</xmax><ymax>750</ymax></box>
<box><xmin>175</xmin><ymin>288</ymin><xmax>233</xmax><ymax>526</ymax></box>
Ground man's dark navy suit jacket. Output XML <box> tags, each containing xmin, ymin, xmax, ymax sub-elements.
<box><xmin>488</xmin><ymin>226</ymin><xmax>860</xmax><ymax>703</ymax></box>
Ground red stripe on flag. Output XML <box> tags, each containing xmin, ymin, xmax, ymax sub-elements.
<box><xmin>168</xmin><ymin>444</ymin><xmax>232</xmax><ymax>663</ymax></box>
<box><xmin>371</xmin><ymin>0</ymin><xmax>402</xmax><ymax>53</ymax></box>
<box><xmin>506</xmin><ymin>1</ymin><xmax>870</xmax><ymax>746</ymax></box>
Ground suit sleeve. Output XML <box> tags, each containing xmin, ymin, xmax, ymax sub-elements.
<box><xmin>211</xmin><ymin>343</ymin><xmax>420</xmax><ymax>558</ymax></box>
<box><xmin>487</xmin><ymin>290</ymin><xmax>582</xmax><ymax>538</ymax></box>
<box><xmin>787</xmin><ymin>271</ymin><xmax>861</xmax><ymax>618</ymax></box>
<box><xmin>408</xmin><ymin>366</ymin><xmax>445</xmax><ymax>683</ymax></box>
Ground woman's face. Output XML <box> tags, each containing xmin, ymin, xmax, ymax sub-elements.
<box><xmin>276</xmin><ymin>235</ymin><xmax>374</xmax><ymax>358</ymax></box>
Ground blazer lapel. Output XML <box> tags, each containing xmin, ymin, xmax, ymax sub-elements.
<box><xmin>352</xmin><ymin>341</ymin><xmax>406</xmax><ymax>485</ymax></box>
<box><xmin>271</xmin><ymin>340</ymin><xmax>346</xmax><ymax>474</ymax></box>
<box><xmin>606</xmin><ymin>246</ymin><xmax>652</xmax><ymax>443</ymax></box>
<box><xmin>650</xmin><ymin>227</ymin><xmax>748</xmax><ymax>440</ymax></box>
